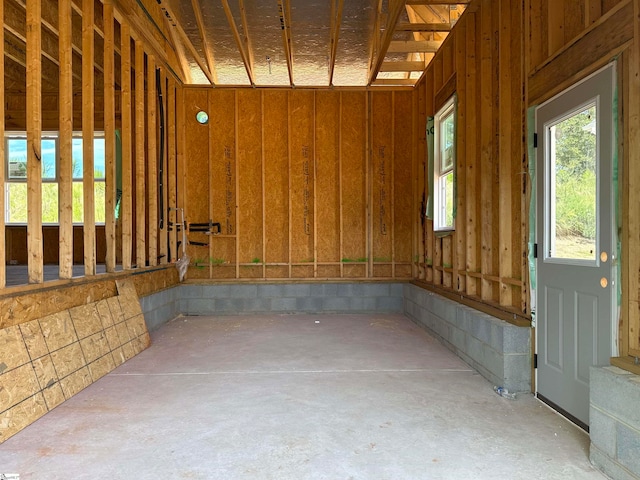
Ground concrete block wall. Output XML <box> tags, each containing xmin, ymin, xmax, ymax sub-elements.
<box><xmin>590</xmin><ymin>366</ymin><xmax>640</xmax><ymax>480</ymax></box>
<box><xmin>139</xmin><ymin>287</ymin><xmax>181</xmax><ymax>331</ymax></box>
<box><xmin>177</xmin><ymin>282</ymin><xmax>404</xmax><ymax>316</ymax></box>
<box><xmin>403</xmin><ymin>283</ymin><xmax>531</xmax><ymax>393</ymax></box>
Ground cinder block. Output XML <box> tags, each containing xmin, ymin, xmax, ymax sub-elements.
<box><xmin>503</xmin><ymin>325</ymin><xmax>531</xmax><ymax>354</ymax></box>
<box><xmin>282</xmin><ymin>284</ymin><xmax>311</xmax><ymax>297</ymax></box>
<box><xmin>296</xmin><ymin>297</ymin><xmax>323</xmax><ymax>312</ymax></box>
<box><xmin>352</xmin><ymin>296</ymin><xmax>378</xmax><ymax>312</ymax></box>
<box><xmin>228</xmin><ymin>284</ymin><xmax>258</xmax><ymax>298</ymax></box>
<box><xmin>450</xmin><ymin>325</ymin><xmax>466</xmax><ymax>351</ymax></box>
<box><xmin>470</xmin><ymin>314</ymin><xmax>492</xmax><ymax>344</ymax></box>
<box><xmin>617</xmin><ymin>423</ymin><xmax>640</xmax><ymax>474</ymax></box>
<box><xmin>417</xmin><ymin>291</ymin><xmax>432</xmax><ymax>310</ymax></box>
<box><xmin>376</xmin><ymin>296</ymin><xmax>403</xmax><ymax>312</ymax></box>
<box><xmin>591</xmin><ymin>367</ymin><xmax>640</xmax><ymax>428</ymax></box>
<box><xmin>482</xmin><ymin>346</ymin><xmax>503</xmax><ymax>379</ymax></box>
<box><xmin>389</xmin><ymin>283</ymin><xmax>404</xmax><ymax>297</ymax></box>
<box><xmin>363</xmin><ymin>283</ymin><xmax>391</xmax><ymax>297</ymax></box>
<box><xmin>590</xmin><ymin>407</ymin><xmax>617</xmax><ymax>458</ymax></box>
<box><xmin>590</xmin><ymin>445</ymin><xmax>638</xmax><ymax>480</ymax></box>
<box><xmin>270</xmin><ymin>297</ymin><xmax>298</xmax><ymax>312</ymax></box>
<box><xmin>199</xmin><ymin>285</ymin><xmax>222</xmax><ymax>299</ymax></box>
<box><xmin>322</xmin><ymin>296</ymin><xmax>351</xmax><ymax>312</ymax></box>
<box><xmin>239</xmin><ymin>298</ymin><xmax>271</xmax><ymax>313</ymax></box>
<box><xmin>215</xmin><ymin>298</ymin><xmax>244</xmax><ymax>314</ymax></box>
<box><xmin>467</xmin><ymin>336</ymin><xmax>485</xmax><ymax>364</ymax></box>
<box><xmin>185</xmin><ymin>298</ymin><xmax>215</xmax><ymax>315</ymax></box>
<box><xmin>257</xmin><ymin>284</ymin><xmax>285</xmax><ymax>298</ymax></box>
<box><xmin>342</xmin><ymin>283</ymin><xmax>366</xmax><ymax>297</ymax></box>
<box><xmin>503</xmin><ymin>354</ymin><xmax>531</xmax><ymax>392</ymax></box>
<box><xmin>180</xmin><ymin>284</ymin><xmax>204</xmax><ymax>299</ymax></box>
<box><xmin>309</xmin><ymin>283</ymin><xmax>338</xmax><ymax>296</ymax></box>
<box><xmin>453</xmin><ymin>306</ymin><xmax>470</xmax><ymax>331</ymax></box>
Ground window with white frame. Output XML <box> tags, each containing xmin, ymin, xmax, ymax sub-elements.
<box><xmin>434</xmin><ymin>97</ymin><xmax>456</xmax><ymax>231</ymax></box>
<box><xmin>4</xmin><ymin>133</ymin><xmax>106</xmax><ymax>224</ymax></box>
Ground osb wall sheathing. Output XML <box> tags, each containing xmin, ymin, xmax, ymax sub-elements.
<box><xmin>0</xmin><ymin>279</ymin><xmax>150</xmax><ymax>443</ymax></box>
<box><xmin>182</xmin><ymin>88</ymin><xmax>416</xmax><ymax>281</ymax></box>
<box><xmin>0</xmin><ymin>267</ymin><xmax>178</xmax><ymax>329</ymax></box>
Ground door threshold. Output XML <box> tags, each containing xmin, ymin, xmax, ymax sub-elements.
<box><xmin>536</xmin><ymin>393</ymin><xmax>589</xmax><ymax>432</ymax></box>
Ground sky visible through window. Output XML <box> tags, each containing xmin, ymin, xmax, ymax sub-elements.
<box><xmin>7</xmin><ymin>137</ymin><xmax>106</xmax><ymax>179</ymax></box>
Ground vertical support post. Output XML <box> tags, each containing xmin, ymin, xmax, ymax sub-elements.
<box><xmin>26</xmin><ymin>0</ymin><xmax>43</xmax><ymax>284</ymax></box>
<box><xmin>82</xmin><ymin>0</ymin><xmax>96</xmax><ymax>276</ymax></box>
<box><xmin>104</xmin><ymin>1</ymin><xmax>116</xmax><ymax>272</ymax></box>
<box><xmin>135</xmin><ymin>41</ymin><xmax>146</xmax><ymax>268</ymax></box>
<box><xmin>168</xmin><ymin>77</ymin><xmax>177</xmax><ymax>263</ymax></box>
<box><xmin>339</xmin><ymin>92</ymin><xmax>344</xmax><ymax>278</ymax></box>
<box><xmin>0</xmin><ymin>0</ymin><xmax>4</xmax><ymax>288</ymax></box>
<box><xmin>261</xmin><ymin>91</ymin><xmax>266</xmax><ymax>278</ymax></box>
<box><xmin>147</xmin><ymin>56</ymin><xmax>158</xmax><ymax>267</ymax></box>
<box><xmin>121</xmin><ymin>23</ymin><xmax>133</xmax><ymax>269</ymax></box>
<box><xmin>58</xmin><ymin>0</ymin><xmax>73</xmax><ymax>279</ymax></box>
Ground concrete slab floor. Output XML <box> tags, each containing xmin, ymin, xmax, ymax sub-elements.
<box><xmin>0</xmin><ymin>314</ymin><xmax>606</xmax><ymax>480</ymax></box>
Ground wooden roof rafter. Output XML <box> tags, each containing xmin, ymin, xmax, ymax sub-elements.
<box><xmin>238</xmin><ymin>0</ymin><xmax>255</xmax><ymax>83</ymax></box>
<box><xmin>277</xmin><ymin>0</ymin><xmax>294</xmax><ymax>86</ymax></box>
<box><xmin>190</xmin><ymin>0</ymin><xmax>218</xmax><ymax>84</ymax></box>
<box><xmin>328</xmin><ymin>0</ymin><xmax>345</xmax><ymax>86</ymax></box>
<box><xmin>155</xmin><ymin>0</ymin><xmax>215</xmax><ymax>85</ymax></box>
<box><xmin>368</xmin><ymin>0</ymin><xmax>407</xmax><ymax>86</ymax></box>
<box><xmin>221</xmin><ymin>0</ymin><xmax>255</xmax><ymax>85</ymax></box>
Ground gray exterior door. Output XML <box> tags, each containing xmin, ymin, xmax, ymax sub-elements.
<box><xmin>535</xmin><ymin>63</ymin><xmax>616</xmax><ymax>428</ymax></box>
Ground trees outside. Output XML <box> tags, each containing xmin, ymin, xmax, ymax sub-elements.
<box><xmin>551</xmin><ymin>104</ymin><xmax>597</xmax><ymax>259</ymax></box>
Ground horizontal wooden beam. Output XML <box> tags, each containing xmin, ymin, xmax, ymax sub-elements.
<box><xmin>380</xmin><ymin>61</ymin><xmax>425</xmax><ymax>72</ymax></box>
<box><xmin>406</xmin><ymin>0</ymin><xmax>470</xmax><ymax>4</ymax></box>
<box><xmin>395</xmin><ymin>22</ymin><xmax>452</xmax><ymax>32</ymax></box>
<box><xmin>372</xmin><ymin>78</ymin><xmax>417</xmax><ymax>86</ymax></box>
<box><xmin>528</xmin><ymin>0</ymin><xmax>633</xmax><ymax>105</ymax></box>
<box><xmin>387</xmin><ymin>40</ymin><xmax>440</xmax><ymax>53</ymax></box>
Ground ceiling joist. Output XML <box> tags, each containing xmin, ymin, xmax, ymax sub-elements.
<box><xmin>395</xmin><ymin>22</ymin><xmax>451</xmax><ymax>32</ymax></box>
<box><xmin>277</xmin><ymin>0</ymin><xmax>294</xmax><ymax>86</ymax></box>
<box><xmin>368</xmin><ymin>0</ymin><xmax>407</xmax><ymax>85</ymax></box>
<box><xmin>191</xmin><ymin>0</ymin><xmax>218</xmax><ymax>84</ymax></box>
<box><xmin>387</xmin><ymin>40</ymin><xmax>441</xmax><ymax>53</ymax></box>
<box><xmin>380</xmin><ymin>61</ymin><xmax>425</xmax><ymax>72</ymax></box>
<box><xmin>222</xmin><ymin>0</ymin><xmax>255</xmax><ymax>85</ymax></box>
<box><xmin>156</xmin><ymin>0</ymin><xmax>215</xmax><ymax>85</ymax></box>
<box><xmin>328</xmin><ymin>0</ymin><xmax>345</xmax><ymax>86</ymax></box>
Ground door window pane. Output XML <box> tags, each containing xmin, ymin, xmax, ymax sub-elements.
<box><xmin>548</xmin><ymin>104</ymin><xmax>597</xmax><ymax>260</ymax></box>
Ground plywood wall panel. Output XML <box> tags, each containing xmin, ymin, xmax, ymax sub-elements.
<box><xmin>340</xmin><ymin>92</ymin><xmax>368</xmax><ymax>269</ymax></box>
<box><xmin>182</xmin><ymin>89</ymin><xmax>210</xmax><ymax>278</ymax></box>
<box><xmin>393</xmin><ymin>91</ymin><xmax>414</xmax><ymax>276</ymax></box>
<box><xmin>180</xmin><ymin>87</ymin><xmax>412</xmax><ymax>281</ymax></box>
<box><xmin>289</xmin><ymin>91</ymin><xmax>315</xmax><ymax>265</ymax></box>
<box><xmin>315</xmin><ymin>91</ymin><xmax>341</xmax><ymax>265</ymax></box>
<box><xmin>371</xmin><ymin>92</ymin><xmax>394</xmax><ymax>275</ymax></box>
<box><xmin>208</xmin><ymin>89</ymin><xmax>237</xmax><ymax>274</ymax></box>
<box><xmin>237</xmin><ymin>90</ymin><xmax>263</xmax><ymax>272</ymax></box>
<box><xmin>263</xmin><ymin>91</ymin><xmax>290</xmax><ymax>265</ymax></box>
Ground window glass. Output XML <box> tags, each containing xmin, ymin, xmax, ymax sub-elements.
<box><xmin>7</xmin><ymin>138</ymin><xmax>27</xmax><ymax>179</ymax></box>
<box><xmin>434</xmin><ymin>97</ymin><xmax>456</xmax><ymax>231</ymax></box>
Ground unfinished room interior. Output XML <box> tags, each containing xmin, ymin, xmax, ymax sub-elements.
<box><xmin>1</xmin><ymin>0</ymin><xmax>640</xmax><ymax>478</ymax></box>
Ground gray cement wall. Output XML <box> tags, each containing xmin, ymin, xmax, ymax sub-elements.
<box><xmin>403</xmin><ymin>283</ymin><xmax>531</xmax><ymax>393</ymax></box>
<box><xmin>139</xmin><ymin>281</ymin><xmax>531</xmax><ymax>394</ymax></box>
<box><xmin>590</xmin><ymin>366</ymin><xmax>640</xmax><ymax>480</ymax></box>
<box><xmin>139</xmin><ymin>282</ymin><xmax>404</xmax><ymax>329</ymax></box>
